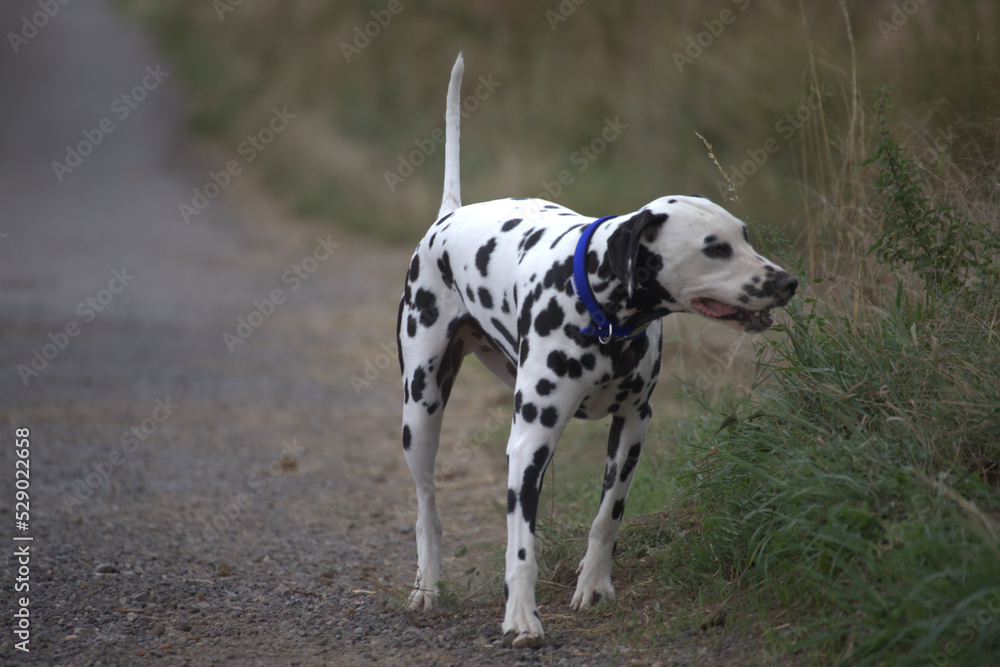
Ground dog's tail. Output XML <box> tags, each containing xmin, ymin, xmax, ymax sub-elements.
<box><xmin>438</xmin><ymin>53</ymin><xmax>464</xmax><ymax>220</ymax></box>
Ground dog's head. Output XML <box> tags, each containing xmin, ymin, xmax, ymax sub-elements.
<box><xmin>606</xmin><ymin>196</ymin><xmax>797</xmax><ymax>333</ymax></box>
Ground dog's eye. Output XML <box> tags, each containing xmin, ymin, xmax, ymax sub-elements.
<box><xmin>703</xmin><ymin>243</ymin><xmax>732</xmax><ymax>260</ymax></box>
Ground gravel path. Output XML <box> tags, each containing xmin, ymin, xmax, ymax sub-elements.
<box><xmin>0</xmin><ymin>2</ymin><xmax>761</xmax><ymax>665</ymax></box>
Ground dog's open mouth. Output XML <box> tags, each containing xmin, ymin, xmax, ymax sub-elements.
<box><xmin>689</xmin><ymin>297</ymin><xmax>774</xmax><ymax>333</ymax></box>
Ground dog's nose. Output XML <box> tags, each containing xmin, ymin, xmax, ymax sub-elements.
<box><xmin>773</xmin><ymin>273</ymin><xmax>798</xmax><ymax>304</ymax></box>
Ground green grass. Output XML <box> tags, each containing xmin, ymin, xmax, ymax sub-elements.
<box><xmin>529</xmin><ymin>86</ymin><xmax>1000</xmax><ymax>664</ymax></box>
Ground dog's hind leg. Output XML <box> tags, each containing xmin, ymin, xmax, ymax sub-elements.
<box><xmin>397</xmin><ymin>287</ymin><xmax>467</xmax><ymax>610</ymax></box>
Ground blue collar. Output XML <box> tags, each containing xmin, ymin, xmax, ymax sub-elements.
<box><xmin>572</xmin><ymin>216</ymin><xmax>648</xmax><ymax>343</ymax></box>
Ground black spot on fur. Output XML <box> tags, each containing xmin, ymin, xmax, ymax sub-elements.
<box><xmin>437</xmin><ymin>251</ymin><xmax>454</xmax><ymax>288</ymax></box>
<box><xmin>611</xmin><ymin>498</ymin><xmax>626</xmax><ymax>521</ymax></box>
<box><xmin>519</xmin><ymin>228</ymin><xmax>545</xmax><ymax>255</ymax></box>
<box><xmin>466</xmin><ymin>285</ymin><xmax>475</xmax><ymax>303</ymax></box>
<box><xmin>475</xmin><ymin>238</ymin><xmax>497</xmax><ymax>277</ymax></box>
<box><xmin>402</xmin><ymin>424</ymin><xmax>412</xmax><ymax>450</ymax></box>
<box><xmin>607</xmin><ymin>416</ymin><xmax>624</xmax><ymax>461</ymax></box>
<box><xmin>619</xmin><ymin>443</ymin><xmax>642</xmax><ymax>482</ymax></box>
<box><xmin>519</xmin><ymin>337</ymin><xmax>530</xmax><ymax>365</ymax></box>
<box><xmin>611</xmin><ymin>337</ymin><xmax>651</xmax><ymax>380</ymax></box>
<box><xmin>411</xmin><ymin>367</ymin><xmax>426</xmax><ymax>402</ymax></box>
<box><xmin>520</xmin><ymin>446</ymin><xmax>551</xmax><ymax>533</ymax></box>
<box><xmin>435</xmin><ymin>211</ymin><xmax>455</xmax><ymax>226</ymax></box>
<box><xmin>414</xmin><ymin>289</ymin><xmax>439</xmax><ymax>327</ymax></box>
<box><xmin>518</xmin><ymin>548</ymin><xmax>526</xmax><ymax>561</ymax></box>
<box><xmin>502</xmin><ymin>218</ymin><xmax>523</xmax><ymax>231</ymax></box>
<box><xmin>534</xmin><ymin>297</ymin><xmax>565</xmax><ymax>337</ymax></box>
<box><xmin>491</xmin><ymin>318</ymin><xmax>518</xmax><ymax>353</ymax></box>
<box><xmin>521</xmin><ymin>402</ymin><xmax>538</xmax><ymax>423</ymax></box>
<box><xmin>547</xmin><ymin>351</ymin><xmax>568</xmax><ymax>377</ymax></box>
<box><xmin>536</xmin><ymin>379</ymin><xmax>556</xmax><ymax>396</ymax></box>
<box><xmin>478</xmin><ymin>287</ymin><xmax>494</xmax><ymax>309</ymax></box>
<box><xmin>507</xmin><ymin>488</ymin><xmax>516</xmax><ymax>514</ymax></box>
<box><xmin>396</xmin><ymin>297</ymin><xmax>406</xmax><ymax>373</ymax></box>
<box><xmin>542</xmin><ymin>257</ymin><xmax>575</xmax><ymax>296</ymax></box>
<box><xmin>549</xmin><ymin>224</ymin><xmax>586</xmax><ymax>249</ymax></box>
<box><xmin>407</xmin><ymin>315</ymin><xmax>417</xmax><ymax>338</ymax></box>
<box><xmin>407</xmin><ymin>254</ymin><xmax>420</xmax><ymax>282</ymax></box>
<box><xmin>517</xmin><ymin>284</ymin><xmax>542</xmax><ymax>339</ymax></box>
<box><xmin>437</xmin><ymin>341</ymin><xmax>464</xmax><ymax>406</ymax></box>
<box><xmin>540</xmin><ymin>406</ymin><xmax>558</xmax><ymax>428</ymax></box>
<box><xmin>602</xmin><ymin>462</ymin><xmax>618</xmax><ymax>499</ymax></box>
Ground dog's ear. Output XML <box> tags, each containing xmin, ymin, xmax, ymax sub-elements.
<box><xmin>607</xmin><ymin>211</ymin><xmax>668</xmax><ymax>297</ymax></box>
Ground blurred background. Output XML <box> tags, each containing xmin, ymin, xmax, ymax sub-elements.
<box><xmin>0</xmin><ymin>4</ymin><xmax>996</xmax><ymax>662</ymax></box>
<box><xmin>121</xmin><ymin>0</ymin><xmax>1000</xmax><ymax>251</ymax></box>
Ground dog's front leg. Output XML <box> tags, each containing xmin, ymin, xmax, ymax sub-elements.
<box><xmin>502</xmin><ymin>399</ymin><xmax>572</xmax><ymax>648</ymax></box>
<box><xmin>571</xmin><ymin>409</ymin><xmax>651</xmax><ymax>610</ymax></box>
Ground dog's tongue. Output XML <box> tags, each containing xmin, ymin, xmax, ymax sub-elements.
<box><xmin>691</xmin><ymin>298</ymin><xmax>738</xmax><ymax>318</ymax></box>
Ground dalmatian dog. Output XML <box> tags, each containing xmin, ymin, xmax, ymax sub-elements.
<box><xmin>396</xmin><ymin>54</ymin><xmax>797</xmax><ymax>649</ymax></box>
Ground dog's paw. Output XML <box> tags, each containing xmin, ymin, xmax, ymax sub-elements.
<box><xmin>570</xmin><ymin>560</ymin><xmax>615</xmax><ymax>610</ymax></box>
<box><xmin>407</xmin><ymin>584</ymin><xmax>437</xmax><ymax>611</ymax></box>
<box><xmin>502</xmin><ymin>598</ymin><xmax>545</xmax><ymax>649</ymax></box>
